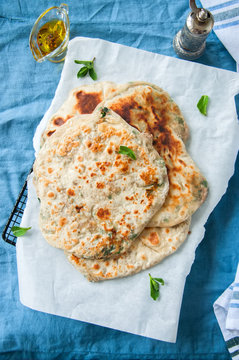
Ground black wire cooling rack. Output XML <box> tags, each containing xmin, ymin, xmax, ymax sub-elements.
<box><xmin>2</xmin><ymin>170</ymin><xmax>32</xmax><ymax>246</ymax></box>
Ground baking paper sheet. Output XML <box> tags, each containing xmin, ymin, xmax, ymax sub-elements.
<box><xmin>16</xmin><ymin>37</ymin><xmax>239</xmax><ymax>343</ymax></box>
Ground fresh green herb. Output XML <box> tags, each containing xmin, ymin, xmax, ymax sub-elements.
<box><xmin>74</xmin><ymin>60</ymin><xmax>94</xmax><ymax>66</ymax></box>
<box><xmin>197</xmin><ymin>95</ymin><xmax>209</xmax><ymax>116</ymax></box>
<box><xmin>176</xmin><ymin>116</ymin><xmax>184</xmax><ymax>125</ymax></box>
<box><xmin>101</xmin><ymin>107</ymin><xmax>109</xmax><ymax>118</ymax></box>
<box><xmin>11</xmin><ymin>226</ymin><xmax>31</xmax><ymax>237</ymax></box>
<box><xmin>149</xmin><ymin>274</ymin><xmax>164</xmax><ymax>301</ymax></box>
<box><xmin>74</xmin><ymin>57</ymin><xmax>97</xmax><ymax>81</ymax></box>
<box><xmin>89</xmin><ymin>67</ymin><xmax>97</xmax><ymax>81</ymax></box>
<box><xmin>201</xmin><ymin>180</ymin><xmax>208</xmax><ymax>187</ymax></box>
<box><xmin>118</xmin><ymin>146</ymin><xmax>136</xmax><ymax>160</ymax></box>
<box><xmin>129</xmin><ymin>233</ymin><xmax>138</xmax><ymax>240</ymax></box>
<box><xmin>77</xmin><ymin>66</ymin><xmax>88</xmax><ymax>78</ymax></box>
<box><xmin>108</xmin><ymin>194</ymin><xmax>112</xmax><ymax>199</ymax></box>
<box><xmin>115</xmin><ymin>246</ymin><xmax>123</xmax><ymax>255</ymax></box>
<box><xmin>102</xmin><ymin>244</ymin><xmax>115</xmax><ymax>257</ymax></box>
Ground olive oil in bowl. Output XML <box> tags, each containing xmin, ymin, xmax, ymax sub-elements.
<box><xmin>37</xmin><ymin>19</ymin><xmax>66</xmax><ymax>57</ymax></box>
<box><xmin>29</xmin><ymin>4</ymin><xmax>69</xmax><ymax>63</ymax></box>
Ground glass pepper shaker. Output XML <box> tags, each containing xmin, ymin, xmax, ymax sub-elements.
<box><xmin>173</xmin><ymin>0</ymin><xmax>214</xmax><ymax>60</ymax></box>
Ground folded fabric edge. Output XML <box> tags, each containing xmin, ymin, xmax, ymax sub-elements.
<box><xmin>214</xmin><ymin>263</ymin><xmax>239</xmax><ymax>359</ymax></box>
<box><xmin>226</xmin><ymin>264</ymin><xmax>239</xmax><ymax>331</ymax></box>
<box><xmin>214</xmin><ymin>291</ymin><xmax>239</xmax><ymax>359</ymax></box>
<box><xmin>226</xmin><ymin>337</ymin><xmax>239</xmax><ymax>360</ymax></box>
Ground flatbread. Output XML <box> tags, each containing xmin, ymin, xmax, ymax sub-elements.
<box><xmin>41</xmin><ymin>81</ymin><xmax>118</xmax><ymax>145</ymax></box>
<box><xmin>103</xmin><ymin>81</ymin><xmax>189</xmax><ymax>142</ymax></box>
<box><xmin>98</xmin><ymin>82</ymin><xmax>208</xmax><ymax>227</ymax></box>
<box><xmin>66</xmin><ymin>218</ymin><xmax>191</xmax><ymax>281</ymax></box>
<box><xmin>148</xmin><ymin>131</ymin><xmax>208</xmax><ymax>227</ymax></box>
<box><xmin>33</xmin><ymin>107</ymin><xmax>169</xmax><ymax>260</ymax></box>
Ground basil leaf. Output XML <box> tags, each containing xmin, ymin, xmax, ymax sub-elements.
<box><xmin>151</xmin><ymin>278</ymin><xmax>159</xmax><ymax>292</ymax></box>
<box><xmin>153</xmin><ymin>278</ymin><xmax>165</xmax><ymax>285</ymax></box>
<box><xmin>74</xmin><ymin>60</ymin><xmax>93</xmax><ymax>67</ymax></box>
<box><xmin>118</xmin><ymin>146</ymin><xmax>136</xmax><ymax>160</ymax></box>
<box><xmin>149</xmin><ymin>273</ymin><xmax>164</xmax><ymax>301</ymax></box>
<box><xmin>11</xmin><ymin>226</ymin><xmax>31</xmax><ymax>237</ymax></box>
<box><xmin>75</xmin><ymin>57</ymin><xmax>97</xmax><ymax>80</ymax></box>
<box><xmin>89</xmin><ymin>67</ymin><xmax>97</xmax><ymax>81</ymax></box>
<box><xmin>101</xmin><ymin>107</ymin><xmax>109</xmax><ymax>118</ymax></box>
<box><xmin>149</xmin><ymin>275</ymin><xmax>159</xmax><ymax>301</ymax></box>
<box><xmin>197</xmin><ymin>95</ymin><xmax>209</xmax><ymax>116</ymax></box>
<box><xmin>77</xmin><ymin>66</ymin><xmax>88</xmax><ymax>78</ymax></box>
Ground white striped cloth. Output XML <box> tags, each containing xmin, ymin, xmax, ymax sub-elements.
<box><xmin>200</xmin><ymin>0</ymin><xmax>239</xmax><ymax>71</ymax></box>
<box><xmin>214</xmin><ymin>263</ymin><xmax>239</xmax><ymax>360</ymax></box>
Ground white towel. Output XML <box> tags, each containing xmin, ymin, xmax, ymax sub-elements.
<box><xmin>214</xmin><ymin>263</ymin><xmax>239</xmax><ymax>359</ymax></box>
<box><xmin>200</xmin><ymin>0</ymin><xmax>239</xmax><ymax>71</ymax></box>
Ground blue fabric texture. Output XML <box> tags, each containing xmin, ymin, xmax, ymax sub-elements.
<box><xmin>0</xmin><ymin>1</ymin><xmax>238</xmax><ymax>359</ymax></box>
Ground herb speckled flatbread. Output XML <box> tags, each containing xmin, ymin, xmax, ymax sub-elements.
<box><xmin>34</xmin><ymin>107</ymin><xmax>169</xmax><ymax>259</ymax></box>
<box><xmin>66</xmin><ymin>218</ymin><xmax>191</xmax><ymax>281</ymax></box>
<box><xmin>41</xmin><ymin>81</ymin><xmax>118</xmax><ymax>145</ymax></box>
<box><xmin>98</xmin><ymin>82</ymin><xmax>208</xmax><ymax>227</ymax></box>
<box><xmin>104</xmin><ymin>81</ymin><xmax>189</xmax><ymax>142</ymax></box>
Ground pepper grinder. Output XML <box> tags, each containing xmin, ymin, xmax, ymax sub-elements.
<box><xmin>173</xmin><ymin>0</ymin><xmax>214</xmax><ymax>60</ymax></box>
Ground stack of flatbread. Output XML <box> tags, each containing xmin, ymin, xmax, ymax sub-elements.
<box><xmin>33</xmin><ymin>81</ymin><xmax>208</xmax><ymax>282</ymax></box>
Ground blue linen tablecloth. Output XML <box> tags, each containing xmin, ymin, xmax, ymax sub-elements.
<box><xmin>0</xmin><ymin>0</ymin><xmax>238</xmax><ymax>359</ymax></box>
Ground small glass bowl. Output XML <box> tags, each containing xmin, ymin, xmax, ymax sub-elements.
<box><xmin>29</xmin><ymin>4</ymin><xmax>70</xmax><ymax>63</ymax></box>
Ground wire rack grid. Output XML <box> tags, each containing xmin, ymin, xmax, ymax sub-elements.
<box><xmin>2</xmin><ymin>171</ymin><xmax>31</xmax><ymax>246</ymax></box>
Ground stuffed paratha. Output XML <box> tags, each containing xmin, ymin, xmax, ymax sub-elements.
<box><xmin>34</xmin><ymin>107</ymin><xmax>169</xmax><ymax>259</ymax></box>
<box><xmin>103</xmin><ymin>81</ymin><xmax>189</xmax><ymax>142</ymax></box>
<box><xmin>66</xmin><ymin>218</ymin><xmax>191</xmax><ymax>281</ymax></box>
<box><xmin>41</xmin><ymin>81</ymin><xmax>118</xmax><ymax>145</ymax></box>
<box><xmin>98</xmin><ymin>82</ymin><xmax>208</xmax><ymax>227</ymax></box>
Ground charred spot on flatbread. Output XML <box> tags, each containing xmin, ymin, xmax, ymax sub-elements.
<box><xmin>47</xmin><ymin>130</ymin><xmax>56</xmax><ymax>137</ymax></box>
<box><xmin>40</xmin><ymin>82</ymin><xmax>118</xmax><ymax>146</ymax></box>
<box><xmin>52</xmin><ymin>115</ymin><xmax>73</xmax><ymax>127</ymax></box>
<box><xmin>74</xmin><ymin>91</ymin><xmax>102</xmax><ymax>114</ymax></box>
<box><xmin>53</xmin><ymin>117</ymin><xmax>65</xmax><ymax>126</ymax></box>
<box><xmin>108</xmin><ymin>85</ymin><xmax>188</xmax><ymax>141</ymax></box>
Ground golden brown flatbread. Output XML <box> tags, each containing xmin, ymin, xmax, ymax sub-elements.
<box><xmin>34</xmin><ymin>108</ymin><xmax>169</xmax><ymax>259</ymax></box>
<box><xmin>66</xmin><ymin>218</ymin><xmax>191</xmax><ymax>281</ymax></box>
<box><xmin>41</xmin><ymin>81</ymin><xmax>118</xmax><ymax>145</ymax></box>
<box><xmin>104</xmin><ymin>81</ymin><xmax>189</xmax><ymax>142</ymax></box>
<box><xmin>98</xmin><ymin>82</ymin><xmax>208</xmax><ymax>227</ymax></box>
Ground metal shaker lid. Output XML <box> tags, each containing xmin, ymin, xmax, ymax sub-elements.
<box><xmin>187</xmin><ymin>0</ymin><xmax>214</xmax><ymax>35</ymax></box>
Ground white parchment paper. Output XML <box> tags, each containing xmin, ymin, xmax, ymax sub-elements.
<box><xmin>16</xmin><ymin>37</ymin><xmax>239</xmax><ymax>343</ymax></box>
